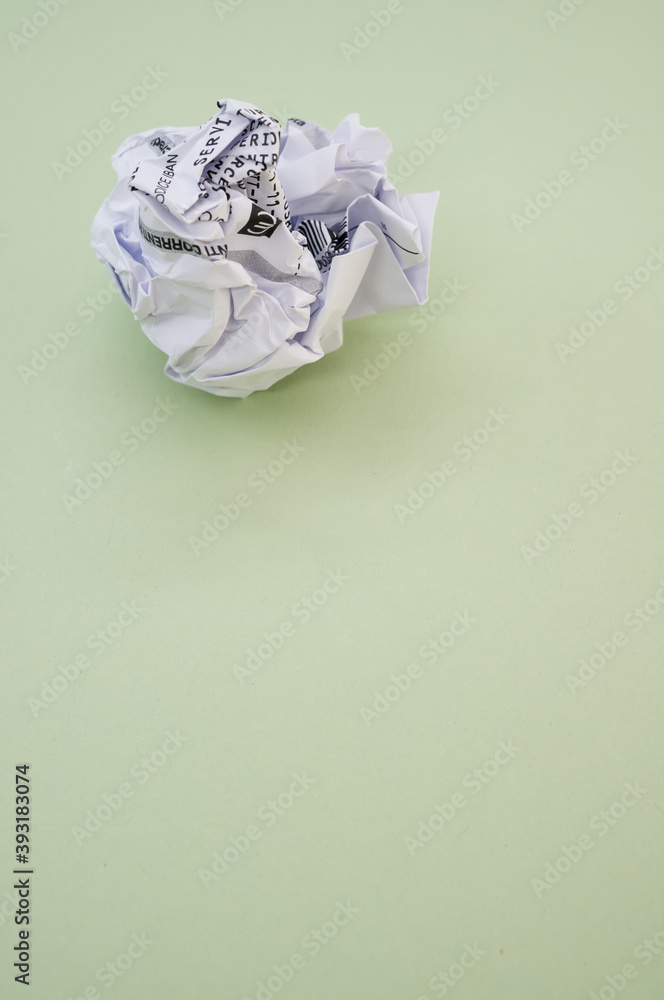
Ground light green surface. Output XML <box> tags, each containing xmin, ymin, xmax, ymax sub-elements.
<box><xmin>2</xmin><ymin>0</ymin><xmax>664</xmax><ymax>997</ymax></box>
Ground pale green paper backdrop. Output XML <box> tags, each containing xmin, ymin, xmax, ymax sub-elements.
<box><xmin>1</xmin><ymin>0</ymin><xmax>664</xmax><ymax>998</ymax></box>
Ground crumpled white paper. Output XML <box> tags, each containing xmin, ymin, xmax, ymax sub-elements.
<box><xmin>90</xmin><ymin>99</ymin><xmax>438</xmax><ymax>398</ymax></box>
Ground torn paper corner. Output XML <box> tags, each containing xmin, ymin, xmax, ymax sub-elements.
<box><xmin>90</xmin><ymin>98</ymin><xmax>439</xmax><ymax>398</ymax></box>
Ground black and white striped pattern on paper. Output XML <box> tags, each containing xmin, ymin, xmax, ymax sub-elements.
<box><xmin>297</xmin><ymin>217</ymin><xmax>351</xmax><ymax>271</ymax></box>
<box><xmin>297</xmin><ymin>217</ymin><xmax>333</xmax><ymax>260</ymax></box>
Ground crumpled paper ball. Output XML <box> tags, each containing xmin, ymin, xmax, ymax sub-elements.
<box><xmin>90</xmin><ymin>98</ymin><xmax>438</xmax><ymax>398</ymax></box>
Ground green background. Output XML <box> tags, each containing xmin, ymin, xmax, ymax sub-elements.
<box><xmin>2</xmin><ymin>0</ymin><xmax>664</xmax><ymax>997</ymax></box>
